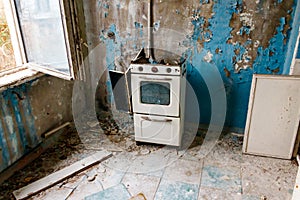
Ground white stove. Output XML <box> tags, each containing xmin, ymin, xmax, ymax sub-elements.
<box><xmin>130</xmin><ymin>63</ymin><xmax>186</xmax><ymax>146</ymax></box>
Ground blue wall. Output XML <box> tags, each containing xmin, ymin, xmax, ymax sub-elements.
<box><xmin>284</xmin><ymin>0</ymin><xmax>300</xmax><ymax>69</ymax></box>
<box><xmin>187</xmin><ymin>0</ymin><xmax>299</xmax><ymax>130</ymax></box>
<box><xmin>96</xmin><ymin>0</ymin><xmax>299</xmax><ymax>132</ymax></box>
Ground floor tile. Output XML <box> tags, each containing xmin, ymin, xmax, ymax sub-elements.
<box><xmin>85</xmin><ymin>183</ymin><xmax>131</xmax><ymax>200</ymax></box>
<box><xmin>241</xmin><ymin>155</ymin><xmax>296</xmax><ymax>199</ymax></box>
<box><xmin>67</xmin><ymin>176</ymin><xmax>103</xmax><ymax>200</ymax></box>
<box><xmin>200</xmin><ymin>165</ymin><xmax>242</xmax><ymax>193</ymax></box>
<box><xmin>96</xmin><ymin>163</ymin><xmax>126</xmax><ymax>189</ymax></box>
<box><xmin>198</xmin><ymin>186</ymin><xmax>242</xmax><ymax>200</ymax></box>
<box><xmin>154</xmin><ymin>180</ymin><xmax>199</xmax><ymax>200</ymax></box>
<box><xmin>242</xmin><ymin>195</ymin><xmax>260</xmax><ymax>200</ymax></box>
<box><xmin>204</xmin><ymin>148</ymin><xmax>242</xmax><ymax>167</ymax></box>
<box><xmin>121</xmin><ymin>173</ymin><xmax>160</xmax><ymax>199</ymax></box>
<box><xmin>163</xmin><ymin>158</ymin><xmax>203</xmax><ymax>184</ymax></box>
<box><xmin>127</xmin><ymin>149</ymin><xmax>171</xmax><ymax>174</ymax></box>
<box><xmin>101</xmin><ymin>152</ymin><xmax>136</xmax><ymax>172</ymax></box>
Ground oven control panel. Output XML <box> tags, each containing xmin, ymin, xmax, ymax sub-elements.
<box><xmin>130</xmin><ymin>64</ymin><xmax>181</xmax><ymax>75</ymax></box>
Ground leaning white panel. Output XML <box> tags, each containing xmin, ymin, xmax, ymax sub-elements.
<box><xmin>243</xmin><ymin>74</ymin><xmax>300</xmax><ymax>159</ymax></box>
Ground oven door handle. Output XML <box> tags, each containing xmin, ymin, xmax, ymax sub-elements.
<box><xmin>138</xmin><ymin>76</ymin><xmax>172</xmax><ymax>81</ymax></box>
<box><xmin>141</xmin><ymin>116</ymin><xmax>172</xmax><ymax>122</ymax></box>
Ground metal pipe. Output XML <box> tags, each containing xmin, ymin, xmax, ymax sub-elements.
<box><xmin>147</xmin><ymin>0</ymin><xmax>151</xmax><ymax>59</ymax></box>
<box><xmin>148</xmin><ymin>0</ymin><xmax>155</xmax><ymax>60</ymax></box>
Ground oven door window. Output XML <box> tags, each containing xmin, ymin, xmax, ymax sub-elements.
<box><xmin>140</xmin><ymin>81</ymin><xmax>170</xmax><ymax>105</ymax></box>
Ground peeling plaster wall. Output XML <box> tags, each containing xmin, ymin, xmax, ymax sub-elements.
<box><xmin>284</xmin><ymin>0</ymin><xmax>300</xmax><ymax>73</ymax></box>
<box><xmin>0</xmin><ymin>76</ymin><xmax>73</xmax><ymax>172</ymax></box>
<box><xmin>85</xmin><ymin>0</ymin><xmax>298</xmax><ymax>131</ymax></box>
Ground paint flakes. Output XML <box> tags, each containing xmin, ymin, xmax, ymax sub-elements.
<box><xmin>239</xmin><ymin>13</ymin><xmax>254</xmax><ymax>32</ymax></box>
<box><xmin>228</xmin><ymin>0</ymin><xmax>294</xmax><ymax>71</ymax></box>
<box><xmin>224</xmin><ymin>67</ymin><xmax>231</xmax><ymax>78</ymax></box>
<box><xmin>203</xmin><ymin>51</ymin><xmax>213</xmax><ymax>63</ymax></box>
<box><xmin>57</xmin><ymin>114</ymin><xmax>63</xmax><ymax>120</ymax></box>
<box><xmin>4</xmin><ymin>116</ymin><xmax>14</xmax><ymax>134</ymax></box>
<box><xmin>153</xmin><ymin>20</ymin><xmax>160</xmax><ymax>32</ymax></box>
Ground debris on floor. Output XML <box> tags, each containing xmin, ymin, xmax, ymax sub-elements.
<box><xmin>13</xmin><ymin>151</ymin><xmax>112</xmax><ymax>200</ymax></box>
<box><xmin>128</xmin><ymin>193</ymin><xmax>147</xmax><ymax>200</ymax></box>
<box><xmin>0</xmin><ymin>110</ymin><xmax>298</xmax><ymax>199</ymax></box>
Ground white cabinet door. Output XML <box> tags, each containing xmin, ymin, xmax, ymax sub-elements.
<box><xmin>243</xmin><ymin>74</ymin><xmax>300</xmax><ymax>159</ymax></box>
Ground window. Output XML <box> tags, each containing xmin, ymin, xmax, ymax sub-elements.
<box><xmin>0</xmin><ymin>0</ymin><xmax>84</xmax><ymax>82</ymax></box>
<box><xmin>140</xmin><ymin>81</ymin><xmax>171</xmax><ymax>105</ymax></box>
<box><xmin>0</xmin><ymin>0</ymin><xmax>16</xmax><ymax>71</ymax></box>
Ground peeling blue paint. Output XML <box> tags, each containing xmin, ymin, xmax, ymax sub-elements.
<box><xmin>186</xmin><ymin>0</ymin><xmax>296</xmax><ymax>129</ymax></box>
<box><xmin>0</xmin><ymin>83</ymin><xmax>39</xmax><ymax>172</ymax></box>
<box><xmin>1</xmin><ymin>96</ymin><xmax>20</xmax><ymax>163</ymax></box>
<box><xmin>253</xmin><ymin>19</ymin><xmax>287</xmax><ymax>74</ymax></box>
<box><xmin>101</xmin><ymin>22</ymin><xmax>148</xmax><ymax>104</ymax></box>
<box><xmin>103</xmin><ymin>3</ymin><xmax>109</xmax><ymax>9</ymax></box>
<box><xmin>20</xmin><ymin>85</ymin><xmax>39</xmax><ymax>146</ymax></box>
<box><xmin>100</xmin><ymin>0</ymin><xmax>298</xmax><ymax>131</ymax></box>
<box><xmin>10</xmin><ymin>92</ymin><xmax>28</xmax><ymax>152</ymax></box>
<box><xmin>284</xmin><ymin>0</ymin><xmax>300</xmax><ymax>73</ymax></box>
<box><xmin>0</xmin><ymin>117</ymin><xmax>10</xmax><ymax>172</ymax></box>
<box><xmin>134</xmin><ymin>22</ymin><xmax>143</xmax><ymax>29</ymax></box>
<box><xmin>238</xmin><ymin>26</ymin><xmax>251</xmax><ymax>35</ymax></box>
<box><xmin>153</xmin><ymin>21</ymin><xmax>160</xmax><ymax>32</ymax></box>
<box><xmin>200</xmin><ymin>0</ymin><xmax>210</xmax><ymax>4</ymax></box>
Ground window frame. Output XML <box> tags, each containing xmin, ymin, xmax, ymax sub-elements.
<box><xmin>1</xmin><ymin>0</ymin><xmax>84</xmax><ymax>84</ymax></box>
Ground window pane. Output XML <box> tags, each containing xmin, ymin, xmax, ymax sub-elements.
<box><xmin>15</xmin><ymin>0</ymin><xmax>69</xmax><ymax>74</ymax></box>
<box><xmin>140</xmin><ymin>81</ymin><xmax>170</xmax><ymax>105</ymax></box>
<box><xmin>0</xmin><ymin>0</ymin><xmax>16</xmax><ymax>72</ymax></box>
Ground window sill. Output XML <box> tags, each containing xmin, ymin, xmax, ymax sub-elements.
<box><xmin>0</xmin><ymin>67</ymin><xmax>44</xmax><ymax>91</ymax></box>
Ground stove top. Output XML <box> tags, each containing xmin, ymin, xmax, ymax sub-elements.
<box><xmin>130</xmin><ymin>64</ymin><xmax>181</xmax><ymax>75</ymax></box>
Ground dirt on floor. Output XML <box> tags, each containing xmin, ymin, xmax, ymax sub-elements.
<box><xmin>0</xmin><ymin>110</ymin><xmax>185</xmax><ymax>199</ymax></box>
<box><xmin>1</xmin><ymin>110</ymin><xmax>296</xmax><ymax>199</ymax></box>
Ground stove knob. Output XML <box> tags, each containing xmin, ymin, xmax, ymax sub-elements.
<box><xmin>151</xmin><ymin>67</ymin><xmax>158</xmax><ymax>73</ymax></box>
<box><xmin>166</xmin><ymin>68</ymin><xmax>172</xmax><ymax>73</ymax></box>
<box><xmin>138</xmin><ymin>66</ymin><xmax>143</xmax><ymax>71</ymax></box>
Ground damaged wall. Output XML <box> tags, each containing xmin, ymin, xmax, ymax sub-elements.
<box><xmin>84</xmin><ymin>0</ymin><xmax>298</xmax><ymax>131</ymax></box>
<box><xmin>0</xmin><ymin>75</ymin><xmax>73</xmax><ymax>172</ymax></box>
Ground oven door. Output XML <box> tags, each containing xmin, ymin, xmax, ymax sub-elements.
<box><xmin>131</xmin><ymin>74</ymin><xmax>181</xmax><ymax>117</ymax></box>
<box><xmin>134</xmin><ymin>114</ymin><xmax>181</xmax><ymax>146</ymax></box>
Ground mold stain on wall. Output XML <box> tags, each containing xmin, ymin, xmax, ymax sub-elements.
<box><xmin>89</xmin><ymin>0</ymin><xmax>297</xmax><ymax>130</ymax></box>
